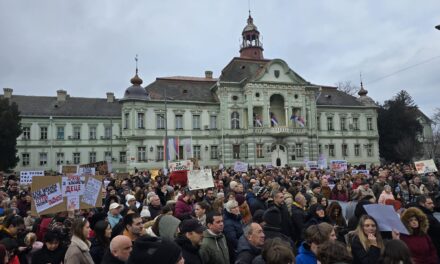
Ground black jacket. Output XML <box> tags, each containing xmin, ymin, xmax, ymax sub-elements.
<box><xmin>248</xmin><ymin>198</ymin><xmax>267</xmax><ymax>216</ymax></box>
<box><xmin>31</xmin><ymin>245</ymin><xmax>67</xmax><ymax>264</ymax></box>
<box><xmin>175</xmin><ymin>235</ymin><xmax>203</xmax><ymax>264</ymax></box>
<box><xmin>418</xmin><ymin>205</ymin><xmax>440</xmax><ymax>256</ymax></box>
<box><xmin>290</xmin><ymin>204</ymin><xmax>306</xmax><ymax>244</ymax></box>
<box><xmin>271</xmin><ymin>203</ymin><xmax>293</xmax><ymax>241</ymax></box>
<box><xmin>90</xmin><ymin>237</ymin><xmax>108</xmax><ymax>264</ymax></box>
<box><xmin>234</xmin><ymin>235</ymin><xmax>261</xmax><ymax>264</ymax></box>
<box><xmin>101</xmin><ymin>249</ymin><xmax>126</xmax><ymax>264</ymax></box>
<box><xmin>262</xmin><ymin>225</ymin><xmax>294</xmax><ymax>248</ymax></box>
<box><xmin>350</xmin><ymin>235</ymin><xmax>381</xmax><ymax>264</ymax></box>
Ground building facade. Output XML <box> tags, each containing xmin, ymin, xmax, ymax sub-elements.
<box><xmin>4</xmin><ymin>14</ymin><xmax>383</xmax><ymax>172</ymax></box>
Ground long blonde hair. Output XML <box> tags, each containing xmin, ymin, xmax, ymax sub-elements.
<box><xmin>354</xmin><ymin>215</ymin><xmax>384</xmax><ymax>251</ymax></box>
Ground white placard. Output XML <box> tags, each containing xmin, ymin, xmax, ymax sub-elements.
<box><xmin>81</xmin><ymin>177</ymin><xmax>102</xmax><ymax>206</ymax></box>
<box><xmin>234</xmin><ymin>161</ymin><xmax>248</xmax><ymax>172</ymax></box>
<box><xmin>78</xmin><ymin>167</ymin><xmax>95</xmax><ymax>176</ymax></box>
<box><xmin>187</xmin><ymin>169</ymin><xmax>215</xmax><ymax>190</ymax></box>
<box><xmin>31</xmin><ymin>183</ymin><xmax>63</xmax><ymax>214</ymax></box>
<box><xmin>414</xmin><ymin>159</ymin><xmax>438</xmax><ymax>174</ymax></box>
<box><xmin>62</xmin><ymin>175</ymin><xmax>86</xmax><ymax>197</ymax></box>
<box><xmin>67</xmin><ymin>196</ymin><xmax>80</xmax><ymax>210</ymax></box>
<box><xmin>20</xmin><ymin>171</ymin><xmax>44</xmax><ymax>185</ymax></box>
<box><xmin>169</xmin><ymin>160</ymin><xmax>193</xmax><ymax>172</ymax></box>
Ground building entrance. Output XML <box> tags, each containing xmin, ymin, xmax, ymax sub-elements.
<box><xmin>271</xmin><ymin>144</ymin><xmax>287</xmax><ymax>167</ymax></box>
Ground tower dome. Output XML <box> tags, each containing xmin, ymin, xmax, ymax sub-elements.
<box><xmin>239</xmin><ymin>12</ymin><xmax>264</xmax><ymax>60</ymax></box>
<box><xmin>122</xmin><ymin>69</ymin><xmax>149</xmax><ymax>101</ymax></box>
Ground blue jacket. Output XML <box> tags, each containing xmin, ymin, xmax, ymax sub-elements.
<box><xmin>296</xmin><ymin>242</ymin><xmax>317</xmax><ymax>264</ymax></box>
<box><xmin>107</xmin><ymin>211</ymin><xmax>122</xmax><ymax>228</ymax></box>
<box><xmin>223</xmin><ymin>210</ymin><xmax>243</xmax><ymax>261</ymax></box>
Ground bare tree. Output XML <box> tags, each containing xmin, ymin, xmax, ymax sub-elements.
<box><xmin>335</xmin><ymin>81</ymin><xmax>359</xmax><ymax>96</ymax></box>
<box><xmin>431</xmin><ymin>108</ymin><xmax>440</xmax><ymax>163</ymax></box>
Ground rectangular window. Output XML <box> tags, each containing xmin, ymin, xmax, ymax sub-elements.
<box><xmin>179</xmin><ymin>146</ymin><xmax>184</xmax><ymax>160</ymax></box>
<box><xmin>193</xmin><ymin>145</ymin><xmax>201</xmax><ymax>160</ymax></box>
<box><xmin>211</xmin><ymin>145</ymin><xmax>218</xmax><ymax>159</ymax></box>
<box><xmin>137</xmin><ymin>113</ymin><xmax>144</xmax><ymax>129</ymax></box>
<box><xmin>119</xmin><ymin>152</ymin><xmax>126</xmax><ymax>163</ymax></box>
<box><xmin>56</xmin><ymin>152</ymin><xmax>64</xmax><ymax>165</ymax></box>
<box><xmin>256</xmin><ymin>144</ymin><xmax>264</xmax><ymax>158</ymax></box>
<box><xmin>327</xmin><ymin>117</ymin><xmax>333</xmax><ymax>131</ymax></box>
<box><xmin>105</xmin><ymin>126</ymin><xmax>112</xmax><ymax>139</ymax></box>
<box><xmin>89</xmin><ymin>152</ymin><xmax>96</xmax><ymax>163</ymax></box>
<box><xmin>157</xmin><ymin>146</ymin><xmax>164</xmax><ymax>161</ymax></box>
<box><xmin>244</xmin><ymin>144</ymin><xmax>249</xmax><ymax>158</ymax></box>
<box><xmin>354</xmin><ymin>144</ymin><xmax>360</xmax><ymax>156</ymax></box>
<box><xmin>175</xmin><ymin>114</ymin><xmax>183</xmax><ymax>130</ymax></box>
<box><xmin>73</xmin><ymin>126</ymin><xmax>81</xmax><ymax>140</ymax></box>
<box><xmin>352</xmin><ymin>118</ymin><xmax>359</xmax><ymax>130</ymax></box>
<box><xmin>39</xmin><ymin>152</ymin><xmax>47</xmax><ymax>166</ymax></box>
<box><xmin>89</xmin><ymin>127</ymin><xmax>97</xmax><ymax>140</ymax></box>
<box><xmin>233</xmin><ymin>144</ymin><xmax>240</xmax><ymax>159</ymax></box>
<box><xmin>340</xmin><ymin>117</ymin><xmax>346</xmax><ymax>131</ymax></box>
<box><xmin>124</xmin><ymin>113</ymin><xmax>129</xmax><ymax>129</ymax></box>
<box><xmin>22</xmin><ymin>153</ymin><xmax>30</xmax><ymax>166</ymax></box>
<box><xmin>342</xmin><ymin>144</ymin><xmax>348</xmax><ymax>157</ymax></box>
<box><xmin>367</xmin><ymin>118</ymin><xmax>373</xmax><ymax>130</ymax></box>
<box><xmin>57</xmin><ymin>127</ymin><xmax>64</xmax><ymax>140</ymax></box>
<box><xmin>210</xmin><ymin>116</ymin><xmax>217</xmax><ymax>129</ymax></box>
<box><xmin>296</xmin><ymin>143</ymin><xmax>303</xmax><ymax>157</ymax></box>
<box><xmin>40</xmin><ymin>127</ymin><xmax>48</xmax><ymax>140</ymax></box>
<box><xmin>192</xmin><ymin>115</ymin><xmax>200</xmax><ymax>130</ymax></box>
<box><xmin>138</xmin><ymin>147</ymin><xmax>146</xmax><ymax>162</ymax></box>
<box><xmin>328</xmin><ymin>144</ymin><xmax>335</xmax><ymax>157</ymax></box>
<box><xmin>317</xmin><ymin>116</ymin><xmax>321</xmax><ymax>130</ymax></box>
<box><xmin>366</xmin><ymin>144</ymin><xmax>373</xmax><ymax>157</ymax></box>
<box><xmin>157</xmin><ymin>114</ymin><xmax>165</xmax><ymax>129</ymax></box>
<box><xmin>23</xmin><ymin>127</ymin><xmax>30</xmax><ymax>140</ymax></box>
<box><xmin>104</xmin><ymin>151</ymin><xmax>112</xmax><ymax>160</ymax></box>
<box><xmin>73</xmin><ymin>152</ymin><xmax>81</xmax><ymax>164</ymax></box>
<box><xmin>318</xmin><ymin>144</ymin><xmax>322</xmax><ymax>154</ymax></box>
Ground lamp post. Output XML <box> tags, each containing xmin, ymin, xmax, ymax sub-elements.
<box><xmin>164</xmin><ymin>88</ymin><xmax>169</xmax><ymax>171</ymax></box>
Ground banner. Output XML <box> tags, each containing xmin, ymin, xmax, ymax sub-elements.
<box><xmin>234</xmin><ymin>161</ymin><xmax>248</xmax><ymax>172</ymax></box>
<box><xmin>80</xmin><ymin>161</ymin><xmax>109</xmax><ymax>175</ymax></box>
<box><xmin>414</xmin><ymin>159</ymin><xmax>438</xmax><ymax>174</ymax></box>
<box><xmin>20</xmin><ymin>171</ymin><xmax>44</xmax><ymax>185</ymax></box>
<box><xmin>187</xmin><ymin>169</ymin><xmax>215</xmax><ymax>190</ymax></box>
<box><xmin>32</xmin><ymin>183</ymin><xmax>63</xmax><ymax>214</ymax></box>
<box><xmin>330</xmin><ymin>160</ymin><xmax>347</xmax><ymax>172</ymax></box>
<box><xmin>363</xmin><ymin>204</ymin><xmax>409</xmax><ymax>235</ymax></box>
<box><xmin>169</xmin><ymin>160</ymin><xmax>193</xmax><ymax>172</ymax></box>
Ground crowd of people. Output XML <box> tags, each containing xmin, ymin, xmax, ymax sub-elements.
<box><xmin>0</xmin><ymin>162</ymin><xmax>439</xmax><ymax>264</ymax></box>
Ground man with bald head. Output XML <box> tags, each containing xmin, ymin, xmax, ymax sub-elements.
<box><xmin>101</xmin><ymin>235</ymin><xmax>133</xmax><ymax>264</ymax></box>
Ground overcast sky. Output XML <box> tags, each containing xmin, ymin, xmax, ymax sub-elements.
<box><xmin>1</xmin><ymin>1</ymin><xmax>439</xmax><ymax>117</ymax></box>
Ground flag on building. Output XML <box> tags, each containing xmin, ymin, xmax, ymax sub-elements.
<box><xmin>290</xmin><ymin>114</ymin><xmax>305</xmax><ymax>128</ymax></box>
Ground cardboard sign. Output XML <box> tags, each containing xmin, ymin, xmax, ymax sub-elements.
<box><xmin>60</xmin><ymin>165</ymin><xmax>78</xmax><ymax>174</ymax></box>
<box><xmin>82</xmin><ymin>177</ymin><xmax>102</xmax><ymax>206</ymax></box>
<box><xmin>31</xmin><ymin>175</ymin><xmax>103</xmax><ymax>216</ymax></box>
<box><xmin>305</xmin><ymin>161</ymin><xmax>318</xmax><ymax>171</ymax></box>
<box><xmin>414</xmin><ymin>159</ymin><xmax>438</xmax><ymax>174</ymax></box>
<box><xmin>20</xmin><ymin>171</ymin><xmax>44</xmax><ymax>185</ymax></box>
<box><xmin>187</xmin><ymin>169</ymin><xmax>215</xmax><ymax>190</ymax></box>
<box><xmin>80</xmin><ymin>161</ymin><xmax>109</xmax><ymax>175</ymax></box>
<box><xmin>330</xmin><ymin>160</ymin><xmax>347</xmax><ymax>172</ymax></box>
<box><xmin>169</xmin><ymin>160</ymin><xmax>193</xmax><ymax>172</ymax></box>
<box><xmin>234</xmin><ymin>161</ymin><xmax>248</xmax><ymax>172</ymax></box>
<box><xmin>62</xmin><ymin>175</ymin><xmax>85</xmax><ymax>197</ymax></box>
<box><xmin>78</xmin><ymin>167</ymin><xmax>95</xmax><ymax>176</ymax></box>
<box><xmin>352</xmin><ymin>170</ymin><xmax>370</xmax><ymax>176</ymax></box>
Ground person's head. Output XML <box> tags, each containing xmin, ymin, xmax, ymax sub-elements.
<box><xmin>0</xmin><ymin>244</ymin><xmax>7</xmax><ymax>264</ymax></box>
<box><xmin>126</xmin><ymin>194</ymin><xmax>137</xmax><ymax>207</ymax></box>
<box><xmin>401</xmin><ymin>207</ymin><xmax>429</xmax><ymax>235</ymax></box>
<box><xmin>317</xmin><ymin>240</ymin><xmax>352</xmax><ymax>264</ymax></box>
<box><xmin>43</xmin><ymin>229</ymin><xmax>61</xmax><ymax>251</ymax></box>
<box><xmin>304</xmin><ymin>223</ymin><xmax>336</xmax><ymax>253</ymax></box>
<box><xmin>380</xmin><ymin>239</ymin><xmax>412</xmax><ymax>264</ymax></box>
<box><xmin>109</xmin><ymin>203</ymin><xmax>122</xmax><ymax>216</ymax></box>
<box><xmin>384</xmin><ymin>185</ymin><xmax>391</xmax><ymax>194</ymax></box>
<box><xmin>195</xmin><ymin>201</ymin><xmax>210</xmax><ymax>218</ymax></box>
<box><xmin>414</xmin><ymin>176</ymin><xmax>421</xmax><ymax>185</ymax></box>
<box><xmin>206</xmin><ymin>212</ymin><xmax>224</xmax><ymax>234</ymax></box>
<box><xmin>205</xmin><ymin>189</ymin><xmax>214</xmax><ymax>200</ymax></box>
<box><xmin>321</xmin><ymin>178</ymin><xmax>329</xmax><ymax>187</ymax></box>
<box><xmin>224</xmin><ymin>199</ymin><xmax>240</xmax><ymax>215</ymax></box>
<box><xmin>124</xmin><ymin>213</ymin><xmax>143</xmax><ymax>237</ymax></box>
<box><xmin>417</xmin><ymin>195</ymin><xmax>435</xmax><ymax>211</ymax></box>
<box><xmin>179</xmin><ymin>219</ymin><xmax>206</xmax><ymax>246</ymax></box>
<box><xmin>149</xmin><ymin>195</ymin><xmax>161</xmax><ymax>207</ymax></box>
<box><xmin>311</xmin><ymin>182</ymin><xmax>321</xmax><ymax>194</ymax></box>
<box><xmin>272</xmin><ymin>191</ymin><xmax>285</xmax><ymax>206</ymax></box>
<box><xmin>261</xmin><ymin>238</ymin><xmax>294</xmax><ymax>264</ymax></box>
<box><xmin>110</xmin><ymin>235</ymin><xmax>133</xmax><ymax>262</ymax></box>
<box><xmin>355</xmin><ymin>215</ymin><xmax>383</xmax><ymax>250</ymax></box>
<box><xmin>294</xmin><ymin>192</ymin><xmax>307</xmax><ymax>207</ymax></box>
<box><xmin>71</xmin><ymin>217</ymin><xmax>90</xmax><ymax>242</ymax></box>
<box><xmin>326</xmin><ymin>201</ymin><xmax>343</xmax><ymax>218</ymax></box>
<box><xmin>244</xmin><ymin>223</ymin><xmax>265</xmax><ymax>248</ymax></box>
<box><xmin>3</xmin><ymin>215</ymin><xmax>24</xmax><ymax>236</ymax></box>
<box><xmin>94</xmin><ymin>220</ymin><xmax>112</xmax><ymax>244</ymax></box>
<box><xmin>127</xmin><ymin>236</ymin><xmax>182</xmax><ymax>264</ymax></box>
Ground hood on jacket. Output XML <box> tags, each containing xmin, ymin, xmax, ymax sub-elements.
<box><xmin>401</xmin><ymin>207</ymin><xmax>429</xmax><ymax>235</ymax></box>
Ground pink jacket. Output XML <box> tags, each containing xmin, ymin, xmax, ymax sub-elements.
<box><xmin>378</xmin><ymin>191</ymin><xmax>395</xmax><ymax>204</ymax></box>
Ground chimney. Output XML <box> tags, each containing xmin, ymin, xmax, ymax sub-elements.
<box><xmin>3</xmin><ymin>88</ymin><xmax>13</xmax><ymax>99</ymax></box>
<box><xmin>57</xmin><ymin>90</ymin><xmax>67</xmax><ymax>102</ymax></box>
<box><xmin>205</xmin><ymin>70</ymin><xmax>213</xmax><ymax>79</ymax></box>
<box><xmin>106</xmin><ymin>92</ymin><xmax>115</xmax><ymax>103</ymax></box>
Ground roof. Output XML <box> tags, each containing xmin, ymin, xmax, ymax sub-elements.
<box><xmin>2</xmin><ymin>95</ymin><xmax>121</xmax><ymax>117</ymax></box>
<box><xmin>316</xmin><ymin>86</ymin><xmax>365</xmax><ymax>107</ymax></box>
<box><xmin>219</xmin><ymin>57</ymin><xmax>270</xmax><ymax>83</ymax></box>
<box><xmin>145</xmin><ymin>77</ymin><xmax>218</xmax><ymax>103</ymax></box>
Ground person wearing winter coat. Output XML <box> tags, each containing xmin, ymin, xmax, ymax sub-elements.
<box><xmin>174</xmin><ymin>190</ymin><xmax>194</xmax><ymax>220</ymax></box>
<box><xmin>248</xmin><ymin>187</ymin><xmax>269</xmax><ymax>215</ymax></box>
<box><xmin>400</xmin><ymin>207</ymin><xmax>438</xmax><ymax>264</ymax></box>
<box><xmin>175</xmin><ymin>219</ymin><xmax>206</xmax><ymax>264</ymax></box>
<box><xmin>235</xmin><ymin>223</ymin><xmax>265</xmax><ymax>264</ymax></box>
<box><xmin>262</xmin><ymin>207</ymin><xmax>294</xmax><ymax>248</ymax></box>
<box><xmin>378</xmin><ymin>185</ymin><xmax>395</xmax><ymax>204</ymax></box>
<box><xmin>31</xmin><ymin>230</ymin><xmax>67</xmax><ymax>264</ymax></box>
<box><xmin>199</xmin><ymin>212</ymin><xmax>230</xmax><ymax>264</ymax></box>
<box><xmin>349</xmin><ymin>215</ymin><xmax>385</xmax><ymax>264</ymax></box>
<box><xmin>89</xmin><ymin>220</ymin><xmax>111</xmax><ymax>264</ymax></box>
<box><xmin>223</xmin><ymin>200</ymin><xmax>244</xmax><ymax>263</ymax></box>
<box><xmin>296</xmin><ymin>223</ymin><xmax>336</xmax><ymax>264</ymax></box>
<box><xmin>64</xmin><ymin>218</ymin><xmax>94</xmax><ymax>264</ymax></box>
<box><xmin>416</xmin><ymin>195</ymin><xmax>440</xmax><ymax>257</ymax></box>
<box><xmin>291</xmin><ymin>192</ymin><xmax>307</xmax><ymax>245</ymax></box>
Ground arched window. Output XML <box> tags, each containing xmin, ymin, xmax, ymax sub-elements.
<box><xmin>231</xmin><ymin>112</ymin><xmax>240</xmax><ymax>129</ymax></box>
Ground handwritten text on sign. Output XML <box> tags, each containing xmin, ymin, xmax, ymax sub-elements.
<box><xmin>32</xmin><ymin>183</ymin><xmax>63</xmax><ymax>214</ymax></box>
<box><xmin>62</xmin><ymin>175</ymin><xmax>85</xmax><ymax>197</ymax></box>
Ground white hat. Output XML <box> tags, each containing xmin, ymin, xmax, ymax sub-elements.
<box><xmin>125</xmin><ymin>194</ymin><xmax>136</xmax><ymax>202</ymax></box>
<box><xmin>109</xmin><ymin>202</ymin><xmax>122</xmax><ymax>210</ymax></box>
<box><xmin>140</xmin><ymin>207</ymin><xmax>151</xmax><ymax>218</ymax></box>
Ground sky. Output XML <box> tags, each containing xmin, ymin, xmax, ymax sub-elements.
<box><xmin>1</xmin><ymin>1</ymin><xmax>439</xmax><ymax>117</ymax></box>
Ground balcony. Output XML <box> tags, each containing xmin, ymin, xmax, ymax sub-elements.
<box><xmin>251</xmin><ymin>126</ymin><xmax>306</xmax><ymax>136</ymax></box>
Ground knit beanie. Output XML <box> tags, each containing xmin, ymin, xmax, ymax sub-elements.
<box><xmin>263</xmin><ymin>207</ymin><xmax>282</xmax><ymax>227</ymax></box>
<box><xmin>127</xmin><ymin>236</ymin><xmax>182</xmax><ymax>264</ymax></box>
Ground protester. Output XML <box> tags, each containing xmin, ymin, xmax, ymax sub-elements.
<box><xmin>101</xmin><ymin>235</ymin><xmax>132</xmax><ymax>264</ymax></box>
<box><xmin>379</xmin><ymin>239</ymin><xmax>412</xmax><ymax>264</ymax></box>
<box><xmin>195</xmin><ymin>201</ymin><xmax>210</xmax><ymax>226</ymax></box>
<box><xmin>107</xmin><ymin>203</ymin><xmax>123</xmax><ymax>228</ymax></box>
<box><xmin>317</xmin><ymin>240</ymin><xmax>352</xmax><ymax>264</ymax></box>
<box><xmin>349</xmin><ymin>215</ymin><xmax>384</xmax><ymax>264</ymax></box>
<box><xmin>175</xmin><ymin>219</ymin><xmax>206</xmax><ymax>264</ymax></box>
<box><xmin>235</xmin><ymin>223</ymin><xmax>265</xmax><ymax>264</ymax></box>
<box><xmin>199</xmin><ymin>212</ymin><xmax>229</xmax><ymax>264</ymax></box>
<box><xmin>64</xmin><ymin>217</ymin><xmax>94</xmax><ymax>264</ymax></box>
<box><xmin>127</xmin><ymin>236</ymin><xmax>183</xmax><ymax>264</ymax></box>
<box><xmin>260</xmin><ymin>238</ymin><xmax>295</xmax><ymax>264</ymax></box>
<box><xmin>31</xmin><ymin>230</ymin><xmax>66</xmax><ymax>264</ymax></box>
<box><xmin>416</xmin><ymin>195</ymin><xmax>440</xmax><ymax>256</ymax></box>
<box><xmin>296</xmin><ymin>223</ymin><xmax>336</xmax><ymax>264</ymax></box>
<box><xmin>90</xmin><ymin>220</ymin><xmax>111</xmax><ymax>264</ymax></box>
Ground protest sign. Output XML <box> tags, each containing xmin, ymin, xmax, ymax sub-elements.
<box><xmin>234</xmin><ymin>161</ymin><xmax>248</xmax><ymax>172</ymax></box>
<box><xmin>62</xmin><ymin>175</ymin><xmax>85</xmax><ymax>197</ymax></box>
<box><xmin>305</xmin><ymin>161</ymin><xmax>318</xmax><ymax>171</ymax></box>
<box><xmin>318</xmin><ymin>154</ymin><xmax>327</xmax><ymax>169</ymax></box>
<box><xmin>351</xmin><ymin>170</ymin><xmax>370</xmax><ymax>178</ymax></box>
<box><xmin>78</xmin><ymin>167</ymin><xmax>95</xmax><ymax>176</ymax></box>
<box><xmin>363</xmin><ymin>204</ymin><xmax>409</xmax><ymax>235</ymax></box>
<box><xmin>31</xmin><ymin>175</ymin><xmax>102</xmax><ymax>216</ymax></box>
<box><xmin>60</xmin><ymin>165</ymin><xmax>78</xmax><ymax>174</ymax></box>
<box><xmin>169</xmin><ymin>160</ymin><xmax>193</xmax><ymax>172</ymax></box>
<box><xmin>150</xmin><ymin>169</ymin><xmax>160</xmax><ymax>180</ymax></box>
<box><xmin>80</xmin><ymin>161</ymin><xmax>109</xmax><ymax>175</ymax></box>
<box><xmin>187</xmin><ymin>169</ymin><xmax>215</xmax><ymax>190</ymax></box>
<box><xmin>32</xmin><ymin>183</ymin><xmax>63</xmax><ymax>214</ymax></box>
<box><xmin>20</xmin><ymin>171</ymin><xmax>44</xmax><ymax>185</ymax></box>
<box><xmin>414</xmin><ymin>159</ymin><xmax>438</xmax><ymax>174</ymax></box>
<box><xmin>67</xmin><ymin>196</ymin><xmax>80</xmax><ymax>210</ymax></box>
<box><xmin>82</xmin><ymin>177</ymin><xmax>102</xmax><ymax>207</ymax></box>
<box><xmin>330</xmin><ymin>160</ymin><xmax>347</xmax><ymax>172</ymax></box>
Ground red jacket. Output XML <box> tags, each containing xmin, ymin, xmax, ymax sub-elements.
<box><xmin>401</xmin><ymin>234</ymin><xmax>438</xmax><ymax>264</ymax></box>
<box><xmin>174</xmin><ymin>195</ymin><xmax>193</xmax><ymax>220</ymax></box>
